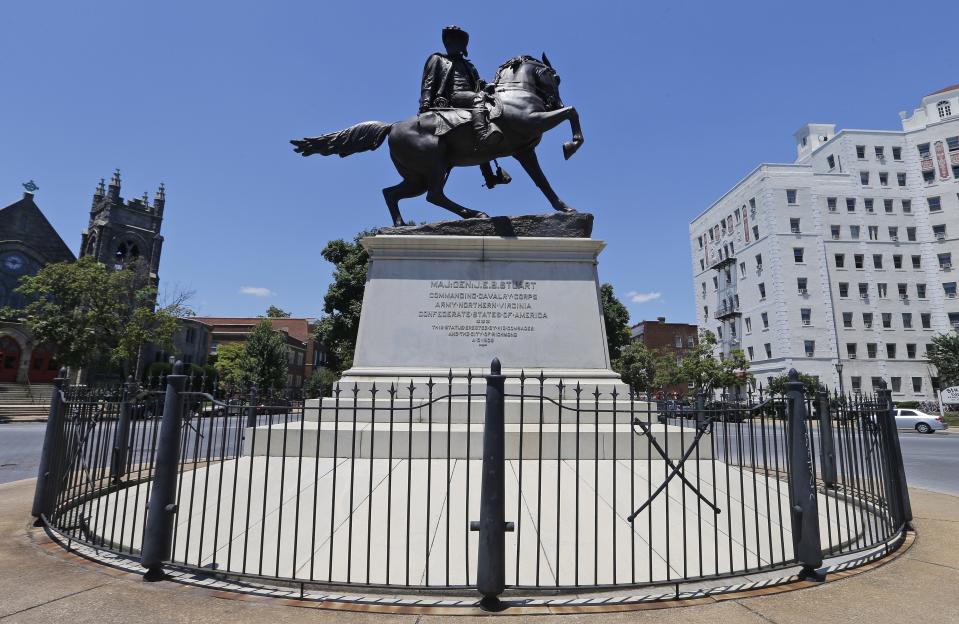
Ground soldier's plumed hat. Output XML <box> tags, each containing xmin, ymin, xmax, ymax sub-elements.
<box><xmin>441</xmin><ymin>25</ymin><xmax>469</xmax><ymax>48</ymax></box>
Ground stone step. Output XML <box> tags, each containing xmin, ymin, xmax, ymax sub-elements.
<box><xmin>243</xmin><ymin>421</ymin><xmax>710</xmax><ymax>460</ymax></box>
<box><xmin>0</xmin><ymin>405</ymin><xmax>50</xmax><ymax>421</ymax></box>
<box><xmin>302</xmin><ymin>397</ymin><xmax>654</xmax><ymax>424</ymax></box>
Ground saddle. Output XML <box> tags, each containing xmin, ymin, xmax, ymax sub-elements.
<box><xmin>421</xmin><ymin>96</ymin><xmax>503</xmax><ymax>137</ymax></box>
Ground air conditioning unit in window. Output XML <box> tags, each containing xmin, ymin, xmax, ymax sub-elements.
<box><xmin>937</xmin><ymin>233</ymin><xmax>946</xmax><ymax>240</ymax></box>
<box><xmin>798</xmin><ymin>288</ymin><xmax>808</xmax><ymax>296</ymax></box>
<box><xmin>890</xmin><ymin>236</ymin><xmax>898</xmax><ymax>242</ymax></box>
<box><xmin>900</xmin><ymin>294</ymin><xmax>909</xmax><ymax>301</ymax></box>
<box><xmin>942</xmin><ymin>263</ymin><xmax>952</xmax><ymax>270</ymax></box>
<box><xmin>802</xmin><ymin>320</ymin><xmax>811</xmax><ymax>326</ymax></box>
<box><xmin>948</xmin><ymin>293</ymin><xmax>957</xmax><ymax>299</ymax></box>
<box><xmin>860</xmin><ymin>293</ymin><xmax>869</xmax><ymax>299</ymax></box>
<box><xmin>849</xmin><ymin>354</ymin><xmax>858</xmax><ymax>359</ymax></box>
<box><xmin>864</xmin><ymin>323</ymin><xmax>872</xmax><ymax>329</ymax></box>
<box><xmin>832</xmin><ymin>234</ymin><xmax>840</xmax><ymax>240</ymax></box>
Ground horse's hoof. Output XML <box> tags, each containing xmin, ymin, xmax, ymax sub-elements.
<box><xmin>563</xmin><ymin>141</ymin><xmax>581</xmax><ymax>160</ymax></box>
<box><xmin>555</xmin><ymin>203</ymin><xmax>576</xmax><ymax>213</ymax></box>
<box><xmin>473</xmin><ymin>212</ymin><xmax>490</xmax><ymax>219</ymax></box>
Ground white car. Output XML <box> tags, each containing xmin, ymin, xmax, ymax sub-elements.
<box><xmin>893</xmin><ymin>408</ymin><xmax>948</xmax><ymax>434</ymax></box>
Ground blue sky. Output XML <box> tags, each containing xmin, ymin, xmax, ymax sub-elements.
<box><xmin>1</xmin><ymin>1</ymin><xmax>956</xmax><ymax>324</ymax></box>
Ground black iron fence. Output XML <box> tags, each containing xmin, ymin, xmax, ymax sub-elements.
<box><xmin>32</xmin><ymin>362</ymin><xmax>911</xmax><ymax>605</ymax></box>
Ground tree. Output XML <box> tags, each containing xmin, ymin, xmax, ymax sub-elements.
<box><xmin>600</xmin><ymin>283</ymin><xmax>631</xmax><ymax>361</ymax></box>
<box><xmin>614</xmin><ymin>342</ymin><xmax>683</xmax><ymax>395</ymax></box>
<box><xmin>765</xmin><ymin>371</ymin><xmax>826</xmax><ymax>396</ymax></box>
<box><xmin>678</xmin><ymin>330</ymin><xmax>751</xmax><ymax>395</ymax></box>
<box><xmin>213</xmin><ymin>342</ymin><xmax>249</xmax><ymax>389</ymax></box>
<box><xmin>243</xmin><ymin>320</ymin><xmax>288</xmax><ymax>391</ymax></box>
<box><xmin>927</xmin><ymin>332</ymin><xmax>959</xmax><ymax>386</ymax></box>
<box><xmin>3</xmin><ymin>257</ymin><xmax>189</xmax><ymax>377</ymax></box>
<box><xmin>303</xmin><ymin>367</ymin><xmax>339</xmax><ymax>398</ymax></box>
<box><xmin>312</xmin><ymin>230</ymin><xmax>374</xmax><ymax>375</ymax></box>
<box><xmin>265</xmin><ymin>305</ymin><xmax>291</xmax><ymax>318</ymax></box>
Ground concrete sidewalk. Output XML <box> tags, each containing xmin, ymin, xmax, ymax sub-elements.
<box><xmin>1</xmin><ymin>478</ymin><xmax>957</xmax><ymax>623</ymax></box>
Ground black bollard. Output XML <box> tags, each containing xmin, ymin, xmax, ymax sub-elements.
<box><xmin>111</xmin><ymin>376</ymin><xmax>137</xmax><ymax>483</ymax></box>
<box><xmin>876</xmin><ymin>382</ymin><xmax>913</xmax><ymax>529</ymax></box>
<box><xmin>816</xmin><ymin>390</ymin><xmax>838</xmax><ymax>488</ymax></box>
<box><xmin>141</xmin><ymin>361</ymin><xmax>186</xmax><ymax>581</ymax></box>
<box><xmin>31</xmin><ymin>368</ymin><xmax>69</xmax><ymax>526</ymax></box>
<box><xmin>470</xmin><ymin>358</ymin><xmax>513</xmax><ymax>611</ymax></box>
<box><xmin>785</xmin><ymin>370</ymin><xmax>824</xmax><ymax>581</ymax></box>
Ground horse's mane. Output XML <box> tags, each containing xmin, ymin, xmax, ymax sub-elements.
<box><xmin>493</xmin><ymin>55</ymin><xmax>545</xmax><ymax>83</ymax></box>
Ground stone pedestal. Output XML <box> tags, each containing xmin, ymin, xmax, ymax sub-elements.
<box><xmin>247</xmin><ymin>221</ymin><xmax>702</xmax><ymax>460</ymax></box>
<box><xmin>341</xmin><ymin>234</ymin><xmax>623</xmax><ymax>391</ymax></box>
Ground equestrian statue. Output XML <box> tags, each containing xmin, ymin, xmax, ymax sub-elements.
<box><xmin>291</xmin><ymin>25</ymin><xmax>584</xmax><ymax>227</ymax></box>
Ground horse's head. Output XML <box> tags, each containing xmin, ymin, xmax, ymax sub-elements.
<box><xmin>535</xmin><ymin>52</ymin><xmax>563</xmax><ymax>109</ymax></box>
<box><xmin>494</xmin><ymin>54</ymin><xmax>564</xmax><ymax>110</ymax></box>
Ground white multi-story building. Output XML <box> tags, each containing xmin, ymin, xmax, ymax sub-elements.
<box><xmin>689</xmin><ymin>84</ymin><xmax>959</xmax><ymax>398</ymax></box>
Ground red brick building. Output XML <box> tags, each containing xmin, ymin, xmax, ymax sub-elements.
<box><xmin>191</xmin><ymin>317</ymin><xmax>327</xmax><ymax>391</ymax></box>
<box><xmin>630</xmin><ymin>316</ymin><xmax>698</xmax><ymax>398</ymax></box>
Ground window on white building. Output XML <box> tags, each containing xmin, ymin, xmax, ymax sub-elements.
<box><xmin>938</xmin><ymin>100</ymin><xmax>952</xmax><ymax>119</ymax></box>
<box><xmin>850</xmin><ymin>225</ymin><xmax>860</xmax><ymax>239</ymax></box>
<box><xmin>873</xmin><ymin>254</ymin><xmax>883</xmax><ymax>269</ymax></box>
<box><xmin>893</xmin><ymin>254</ymin><xmax>903</xmax><ymax>269</ymax></box>
<box><xmin>860</xmin><ymin>171</ymin><xmax>870</xmax><ymax>185</ymax></box>
<box><xmin>786</xmin><ymin>189</ymin><xmax>797</xmax><ymax>204</ymax></box>
<box><xmin>764</xmin><ymin>343</ymin><xmax>772</xmax><ymax>358</ymax></box>
<box><xmin>867</xmin><ymin>343</ymin><xmax>877</xmax><ymax>358</ymax></box>
<box><xmin>879</xmin><ymin>172</ymin><xmax>888</xmax><ymax>187</ymax></box>
<box><xmin>797</xmin><ymin>277</ymin><xmax>808</xmax><ymax>294</ymax></box>
<box><xmin>794</xmin><ymin>248</ymin><xmax>804</xmax><ymax>263</ymax></box>
<box><xmin>907</xmin><ymin>343</ymin><xmax>917</xmax><ymax>359</ymax></box>
<box><xmin>863</xmin><ymin>312</ymin><xmax>873</xmax><ymax>328</ymax></box>
<box><xmin>839</xmin><ymin>282</ymin><xmax>849</xmax><ymax>297</ymax></box>
<box><xmin>929</xmin><ymin>196</ymin><xmax>942</xmax><ymax>212</ymax></box>
<box><xmin>846</xmin><ymin>198</ymin><xmax>856</xmax><ymax>212</ymax></box>
<box><xmin>921</xmin><ymin>313</ymin><xmax>932</xmax><ymax>328</ymax></box>
<box><xmin>827</xmin><ymin>155</ymin><xmax>836</xmax><ymax>170</ymax></box>
<box><xmin>897</xmin><ymin>172</ymin><xmax>907</xmax><ymax>187</ymax></box>
<box><xmin>865</xmin><ymin>198</ymin><xmax>874</xmax><ymax>213</ymax></box>
<box><xmin>847</xmin><ymin>343</ymin><xmax>858</xmax><ymax>358</ymax></box>
<box><xmin>801</xmin><ymin>308</ymin><xmax>811</xmax><ymax>326</ymax></box>
<box><xmin>790</xmin><ymin>218</ymin><xmax>800</xmax><ymax>233</ymax></box>
<box><xmin>761</xmin><ymin>312</ymin><xmax>769</xmax><ymax>329</ymax></box>
<box><xmin>842</xmin><ymin>312</ymin><xmax>853</xmax><ymax>328</ymax></box>
<box><xmin>835</xmin><ymin>253</ymin><xmax>845</xmax><ymax>267</ymax></box>
<box><xmin>882</xmin><ymin>312</ymin><xmax>893</xmax><ymax>328</ymax></box>
<box><xmin>893</xmin><ymin>146</ymin><xmax>902</xmax><ymax>160</ymax></box>
<box><xmin>758</xmin><ymin>283</ymin><xmax>766</xmax><ymax>299</ymax></box>
<box><xmin>917</xmin><ymin>283</ymin><xmax>927</xmax><ymax>298</ymax></box>
<box><xmin>827</xmin><ymin>197</ymin><xmax>837</xmax><ymax>212</ymax></box>
<box><xmin>889</xmin><ymin>226</ymin><xmax>899</xmax><ymax>240</ymax></box>
<box><xmin>804</xmin><ymin>340</ymin><xmax>815</xmax><ymax>357</ymax></box>
<box><xmin>944</xmin><ymin>282</ymin><xmax>957</xmax><ymax>298</ymax></box>
<box><xmin>856</xmin><ymin>145</ymin><xmax>866</xmax><ymax>159</ymax></box>
<box><xmin>902</xmin><ymin>312</ymin><xmax>913</xmax><ymax>328</ymax></box>
<box><xmin>875</xmin><ymin>146</ymin><xmax>884</xmax><ymax>160</ymax></box>
<box><xmin>903</xmin><ymin>199</ymin><xmax>912</xmax><ymax>213</ymax></box>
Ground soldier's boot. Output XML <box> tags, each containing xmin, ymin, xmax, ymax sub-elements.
<box><xmin>472</xmin><ymin>94</ymin><xmax>502</xmax><ymax>147</ymax></box>
<box><xmin>480</xmin><ymin>162</ymin><xmax>512</xmax><ymax>189</ymax></box>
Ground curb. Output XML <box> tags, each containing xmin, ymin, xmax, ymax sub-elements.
<box><xmin>31</xmin><ymin>523</ymin><xmax>915</xmax><ymax>616</ymax></box>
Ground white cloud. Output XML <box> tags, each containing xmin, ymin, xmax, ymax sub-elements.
<box><xmin>239</xmin><ymin>286</ymin><xmax>275</xmax><ymax>297</ymax></box>
<box><xmin>626</xmin><ymin>291</ymin><xmax>662</xmax><ymax>304</ymax></box>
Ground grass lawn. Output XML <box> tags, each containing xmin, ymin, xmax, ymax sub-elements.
<box><xmin>944</xmin><ymin>411</ymin><xmax>959</xmax><ymax>428</ymax></box>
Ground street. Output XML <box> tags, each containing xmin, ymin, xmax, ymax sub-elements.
<box><xmin>2</xmin><ymin>421</ymin><xmax>958</xmax><ymax>495</ymax></box>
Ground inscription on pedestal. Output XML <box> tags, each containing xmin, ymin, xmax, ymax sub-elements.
<box><xmin>418</xmin><ymin>280</ymin><xmax>548</xmax><ymax>347</ymax></box>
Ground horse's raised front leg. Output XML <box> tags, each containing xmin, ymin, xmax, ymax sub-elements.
<box><xmin>512</xmin><ymin>148</ymin><xmax>574</xmax><ymax>213</ymax></box>
<box><xmin>526</xmin><ymin>106</ymin><xmax>584</xmax><ymax>160</ymax></box>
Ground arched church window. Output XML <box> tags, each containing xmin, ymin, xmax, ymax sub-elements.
<box><xmin>114</xmin><ymin>240</ymin><xmax>142</xmax><ymax>265</ymax></box>
<box><xmin>938</xmin><ymin>100</ymin><xmax>952</xmax><ymax>119</ymax></box>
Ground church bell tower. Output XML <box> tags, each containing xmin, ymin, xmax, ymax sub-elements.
<box><xmin>79</xmin><ymin>169</ymin><xmax>165</xmax><ymax>284</ymax></box>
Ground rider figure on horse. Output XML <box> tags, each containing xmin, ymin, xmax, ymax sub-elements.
<box><xmin>419</xmin><ymin>25</ymin><xmax>511</xmax><ymax>189</ymax></box>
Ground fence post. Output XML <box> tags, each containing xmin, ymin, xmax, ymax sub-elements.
<box><xmin>141</xmin><ymin>360</ymin><xmax>186</xmax><ymax>581</ymax></box>
<box><xmin>815</xmin><ymin>390</ymin><xmax>838</xmax><ymax>488</ymax></box>
<box><xmin>876</xmin><ymin>381</ymin><xmax>913</xmax><ymax>530</ymax></box>
<box><xmin>111</xmin><ymin>376</ymin><xmax>137</xmax><ymax>483</ymax></box>
<box><xmin>31</xmin><ymin>368</ymin><xmax>69</xmax><ymax>526</ymax></box>
<box><xmin>785</xmin><ymin>369</ymin><xmax>824</xmax><ymax>581</ymax></box>
<box><xmin>246</xmin><ymin>384</ymin><xmax>258</xmax><ymax>429</ymax></box>
<box><xmin>695</xmin><ymin>390</ymin><xmax>706</xmax><ymax>429</ymax></box>
<box><xmin>470</xmin><ymin>357</ymin><xmax>513</xmax><ymax>611</ymax></box>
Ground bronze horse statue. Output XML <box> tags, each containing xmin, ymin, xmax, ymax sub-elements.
<box><xmin>291</xmin><ymin>54</ymin><xmax>583</xmax><ymax>226</ymax></box>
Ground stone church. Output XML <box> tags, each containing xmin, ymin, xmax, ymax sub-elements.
<box><xmin>0</xmin><ymin>171</ymin><xmax>164</xmax><ymax>383</ymax></box>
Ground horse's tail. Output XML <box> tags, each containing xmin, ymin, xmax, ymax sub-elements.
<box><xmin>291</xmin><ymin>121</ymin><xmax>393</xmax><ymax>158</ymax></box>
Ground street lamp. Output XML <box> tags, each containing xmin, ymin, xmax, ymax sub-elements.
<box><xmin>834</xmin><ymin>361</ymin><xmax>845</xmax><ymax>398</ymax></box>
